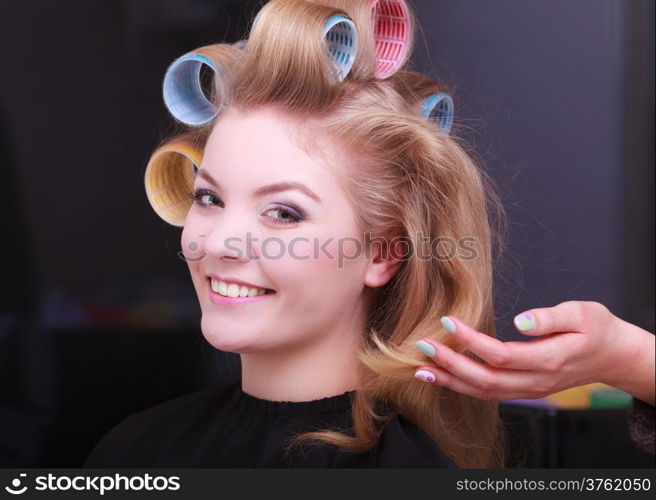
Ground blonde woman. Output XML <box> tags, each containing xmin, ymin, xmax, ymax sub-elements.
<box><xmin>84</xmin><ymin>0</ymin><xmax>505</xmax><ymax>468</ymax></box>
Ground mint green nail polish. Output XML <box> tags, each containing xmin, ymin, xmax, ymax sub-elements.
<box><xmin>440</xmin><ymin>316</ymin><xmax>456</xmax><ymax>333</ymax></box>
<box><xmin>514</xmin><ymin>313</ymin><xmax>536</xmax><ymax>331</ymax></box>
<box><xmin>415</xmin><ymin>340</ymin><xmax>436</xmax><ymax>357</ymax></box>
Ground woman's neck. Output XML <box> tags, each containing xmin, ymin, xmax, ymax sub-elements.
<box><xmin>240</xmin><ymin>325</ymin><xmax>363</xmax><ymax>402</ymax></box>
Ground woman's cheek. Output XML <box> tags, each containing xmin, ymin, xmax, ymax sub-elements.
<box><xmin>287</xmin><ymin>238</ymin><xmax>313</xmax><ymax>261</ymax></box>
<box><xmin>180</xmin><ymin>220</ymin><xmax>208</xmax><ymax>268</ymax></box>
<box><xmin>291</xmin><ymin>236</ymin><xmax>357</xmax><ymax>274</ymax></box>
<box><xmin>263</xmin><ymin>237</ymin><xmax>335</xmax><ymax>285</ymax></box>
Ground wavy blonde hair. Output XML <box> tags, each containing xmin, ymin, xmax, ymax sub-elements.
<box><xmin>150</xmin><ymin>0</ymin><xmax>507</xmax><ymax>468</ymax></box>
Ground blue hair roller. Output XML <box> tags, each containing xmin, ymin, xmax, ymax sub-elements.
<box><xmin>162</xmin><ymin>52</ymin><xmax>225</xmax><ymax>127</ymax></box>
<box><xmin>323</xmin><ymin>15</ymin><xmax>358</xmax><ymax>81</ymax></box>
<box><xmin>422</xmin><ymin>92</ymin><xmax>454</xmax><ymax>135</ymax></box>
<box><xmin>162</xmin><ymin>13</ymin><xmax>357</xmax><ymax>126</ymax></box>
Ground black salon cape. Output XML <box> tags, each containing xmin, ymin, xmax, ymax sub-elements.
<box><xmin>83</xmin><ymin>382</ymin><xmax>455</xmax><ymax>468</ymax></box>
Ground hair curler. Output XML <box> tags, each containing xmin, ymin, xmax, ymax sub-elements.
<box><xmin>422</xmin><ymin>92</ymin><xmax>454</xmax><ymax>135</ymax></box>
<box><xmin>162</xmin><ymin>12</ymin><xmax>357</xmax><ymax>127</ymax></box>
<box><xmin>369</xmin><ymin>0</ymin><xmax>411</xmax><ymax>79</ymax></box>
<box><xmin>323</xmin><ymin>14</ymin><xmax>358</xmax><ymax>81</ymax></box>
<box><xmin>162</xmin><ymin>44</ymin><xmax>238</xmax><ymax>127</ymax></box>
<box><xmin>144</xmin><ymin>138</ymin><xmax>202</xmax><ymax>227</ymax></box>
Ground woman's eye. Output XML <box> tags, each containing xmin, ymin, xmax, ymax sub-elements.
<box><xmin>263</xmin><ymin>204</ymin><xmax>304</xmax><ymax>225</ymax></box>
<box><xmin>192</xmin><ymin>189</ymin><xmax>223</xmax><ymax>208</ymax></box>
<box><xmin>190</xmin><ymin>190</ymin><xmax>303</xmax><ymax>225</ymax></box>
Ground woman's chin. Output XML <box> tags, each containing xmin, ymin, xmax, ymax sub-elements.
<box><xmin>201</xmin><ymin>331</ymin><xmax>255</xmax><ymax>353</ymax></box>
<box><xmin>200</xmin><ymin>318</ymin><xmax>259</xmax><ymax>352</ymax></box>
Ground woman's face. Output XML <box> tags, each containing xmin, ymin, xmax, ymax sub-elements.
<box><xmin>181</xmin><ymin>105</ymin><xmax>375</xmax><ymax>354</ymax></box>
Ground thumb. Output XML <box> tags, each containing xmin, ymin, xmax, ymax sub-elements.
<box><xmin>513</xmin><ymin>301</ymin><xmax>588</xmax><ymax>337</ymax></box>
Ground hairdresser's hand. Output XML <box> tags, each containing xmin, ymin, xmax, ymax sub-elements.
<box><xmin>414</xmin><ymin>301</ymin><xmax>655</xmax><ymax>405</ymax></box>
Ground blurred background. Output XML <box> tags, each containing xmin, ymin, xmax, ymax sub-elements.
<box><xmin>0</xmin><ymin>0</ymin><xmax>653</xmax><ymax>467</ymax></box>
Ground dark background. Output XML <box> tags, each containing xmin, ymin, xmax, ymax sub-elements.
<box><xmin>0</xmin><ymin>0</ymin><xmax>653</xmax><ymax>467</ymax></box>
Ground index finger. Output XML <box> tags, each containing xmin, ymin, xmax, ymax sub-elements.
<box><xmin>438</xmin><ymin>316</ymin><xmax>577</xmax><ymax>371</ymax></box>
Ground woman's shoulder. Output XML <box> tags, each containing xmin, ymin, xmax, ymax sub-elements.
<box><xmin>83</xmin><ymin>383</ymin><xmax>237</xmax><ymax>467</ymax></box>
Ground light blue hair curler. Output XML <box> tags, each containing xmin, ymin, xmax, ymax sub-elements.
<box><xmin>250</xmin><ymin>13</ymin><xmax>357</xmax><ymax>81</ymax></box>
<box><xmin>234</xmin><ymin>15</ymin><xmax>356</xmax><ymax>80</ymax></box>
<box><xmin>250</xmin><ymin>5</ymin><xmax>356</xmax><ymax>81</ymax></box>
<box><xmin>162</xmin><ymin>13</ymin><xmax>357</xmax><ymax>127</ymax></box>
<box><xmin>323</xmin><ymin>14</ymin><xmax>358</xmax><ymax>81</ymax></box>
<box><xmin>162</xmin><ymin>51</ymin><xmax>225</xmax><ymax>127</ymax></box>
<box><xmin>422</xmin><ymin>92</ymin><xmax>454</xmax><ymax>135</ymax></box>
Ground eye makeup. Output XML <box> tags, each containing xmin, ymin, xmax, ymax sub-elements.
<box><xmin>192</xmin><ymin>188</ymin><xmax>224</xmax><ymax>208</ymax></box>
<box><xmin>190</xmin><ymin>188</ymin><xmax>306</xmax><ymax>225</ymax></box>
<box><xmin>262</xmin><ymin>204</ymin><xmax>305</xmax><ymax>225</ymax></box>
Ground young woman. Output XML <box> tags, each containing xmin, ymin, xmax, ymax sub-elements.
<box><xmin>84</xmin><ymin>0</ymin><xmax>506</xmax><ymax>468</ymax></box>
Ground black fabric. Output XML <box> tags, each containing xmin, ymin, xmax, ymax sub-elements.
<box><xmin>627</xmin><ymin>397</ymin><xmax>656</xmax><ymax>455</ymax></box>
<box><xmin>83</xmin><ymin>382</ymin><xmax>455</xmax><ymax>467</ymax></box>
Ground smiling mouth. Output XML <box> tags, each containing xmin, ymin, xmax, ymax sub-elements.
<box><xmin>208</xmin><ymin>278</ymin><xmax>275</xmax><ymax>298</ymax></box>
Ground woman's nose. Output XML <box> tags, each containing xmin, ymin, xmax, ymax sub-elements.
<box><xmin>202</xmin><ymin>217</ymin><xmax>258</xmax><ymax>262</ymax></box>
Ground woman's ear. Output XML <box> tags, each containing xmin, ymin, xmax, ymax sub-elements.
<box><xmin>363</xmin><ymin>238</ymin><xmax>404</xmax><ymax>288</ymax></box>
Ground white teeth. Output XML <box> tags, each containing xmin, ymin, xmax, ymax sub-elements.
<box><xmin>210</xmin><ymin>279</ymin><xmax>269</xmax><ymax>298</ymax></box>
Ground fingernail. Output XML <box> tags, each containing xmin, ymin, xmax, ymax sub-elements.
<box><xmin>415</xmin><ymin>369</ymin><xmax>436</xmax><ymax>383</ymax></box>
<box><xmin>440</xmin><ymin>316</ymin><xmax>457</xmax><ymax>333</ymax></box>
<box><xmin>415</xmin><ymin>340</ymin><xmax>436</xmax><ymax>357</ymax></box>
<box><xmin>514</xmin><ymin>312</ymin><xmax>535</xmax><ymax>331</ymax></box>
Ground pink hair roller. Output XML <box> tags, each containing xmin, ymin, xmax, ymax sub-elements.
<box><xmin>369</xmin><ymin>0</ymin><xmax>411</xmax><ymax>79</ymax></box>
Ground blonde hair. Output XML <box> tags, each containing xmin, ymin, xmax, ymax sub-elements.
<box><xmin>146</xmin><ymin>0</ymin><xmax>507</xmax><ymax>468</ymax></box>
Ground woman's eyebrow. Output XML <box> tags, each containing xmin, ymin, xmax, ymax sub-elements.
<box><xmin>195</xmin><ymin>169</ymin><xmax>322</xmax><ymax>204</ymax></box>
